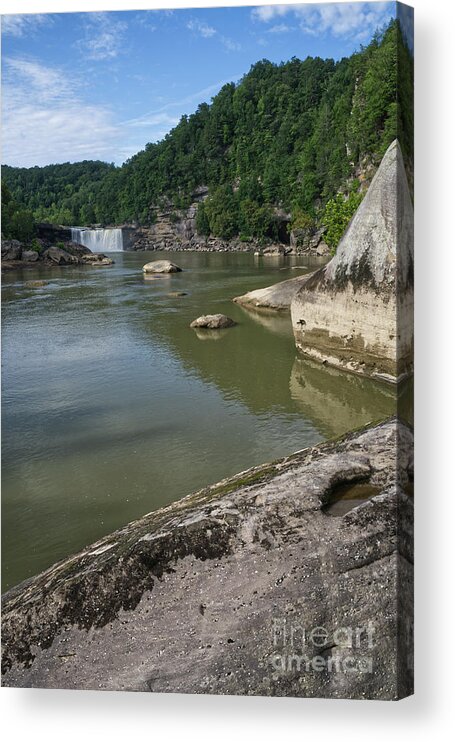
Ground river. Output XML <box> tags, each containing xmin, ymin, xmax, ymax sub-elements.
<box><xmin>1</xmin><ymin>250</ymin><xmax>396</xmax><ymax>590</ymax></box>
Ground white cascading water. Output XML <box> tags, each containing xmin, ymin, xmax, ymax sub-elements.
<box><xmin>71</xmin><ymin>227</ymin><xmax>123</xmax><ymax>252</ymax></box>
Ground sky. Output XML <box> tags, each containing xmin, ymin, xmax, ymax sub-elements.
<box><xmin>1</xmin><ymin>3</ymin><xmax>397</xmax><ymax>168</ymax></box>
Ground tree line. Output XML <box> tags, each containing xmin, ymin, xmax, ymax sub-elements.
<box><xmin>2</xmin><ymin>19</ymin><xmax>412</xmax><ymax>246</ymax></box>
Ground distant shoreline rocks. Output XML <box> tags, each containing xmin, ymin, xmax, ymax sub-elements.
<box><xmin>1</xmin><ymin>238</ymin><xmax>114</xmax><ymax>271</ymax></box>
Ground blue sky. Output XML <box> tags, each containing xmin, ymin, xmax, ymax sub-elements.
<box><xmin>1</xmin><ymin>3</ymin><xmax>396</xmax><ymax>168</ymax></box>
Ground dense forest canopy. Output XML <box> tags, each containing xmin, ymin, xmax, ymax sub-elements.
<box><xmin>2</xmin><ymin>20</ymin><xmax>413</xmax><ymax>244</ymax></box>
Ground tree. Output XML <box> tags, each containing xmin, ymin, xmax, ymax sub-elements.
<box><xmin>322</xmin><ymin>192</ymin><xmax>363</xmax><ymax>252</ymax></box>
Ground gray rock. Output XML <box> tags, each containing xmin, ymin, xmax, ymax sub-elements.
<box><xmin>21</xmin><ymin>250</ymin><xmax>40</xmax><ymax>262</ymax></box>
<box><xmin>315</xmin><ymin>241</ymin><xmax>330</xmax><ymax>256</ymax></box>
<box><xmin>0</xmin><ymin>419</ymin><xmax>413</xmax><ymax>699</ymax></box>
<box><xmin>168</xmin><ymin>291</ymin><xmax>188</xmax><ymax>297</ymax></box>
<box><xmin>80</xmin><ymin>254</ymin><xmax>114</xmax><ymax>266</ymax></box>
<box><xmin>42</xmin><ymin>246</ymin><xmax>79</xmax><ymax>265</ymax></box>
<box><xmin>233</xmin><ymin>273</ymin><xmax>315</xmax><ymax>312</ymax></box>
<box><xmin>190</xmin><ymin>314</ymin><xmax>237</xmax><ymax>329</ymax></box>
<box><xmin>1</xmin><ymin>240</ymin><xmax>22</xmax><ymax>261</ymax></box>
<box><xmin>142</xmin><ymin>260</ymin><xmax>182</xmax><ymax>274</ymax></box>
<box><xmin>291</xmin><ymin>140</ymin><xmax>414</xmax><ymax>382</ymax></box>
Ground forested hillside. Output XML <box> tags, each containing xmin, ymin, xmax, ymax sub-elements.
<box><xmin>2</xmin><ymin>19</ymin><xmax>412</xmax><ymax>242</ymax></box>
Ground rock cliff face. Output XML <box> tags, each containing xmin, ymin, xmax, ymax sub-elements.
<box><xmin>1</xmin><ymin>419</ymin><xmax>413</xmax><ymax>699</ymax></box>
<box><xmin>291</xmin><ymin>140</ymin><xmax>413</xmax><ymax>382</ymax></box>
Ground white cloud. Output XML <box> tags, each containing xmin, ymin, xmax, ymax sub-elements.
<box><xmin>221</xmin><ymin>36</ymin><xmax>241</xmax><ymax>51</ymax></box>
<box><xmin>187</xmin><ymin>19</ymin><xmax>216</xmax><ymax>38</ymax></box>
<box><xmin>1</xmin><ymin>57</ymin><xmax>119</xmax><ymax>166</ymax></box>
<box><xmin>76</xmin><ymin>12</ymin><xmax>127</xmax><ymax>61</ymax></box>
<box><xmin>1</xmin><ymin>14</ymin><xmax>52</xmax><ymax>37</ymax></box>
<box><xmin>186</xmin><ymin>16</ymin><xmax>241</xmax><ymax>52</ymax></box>
<box><xmin>268</xmin><ymin>24</ymin><xmax>294</xmax><ymax>34</ymax></box>
<box><xmin>252</xmin><ymin>2</ymin><xmax>394</xmax><ymax>39</ymax></box>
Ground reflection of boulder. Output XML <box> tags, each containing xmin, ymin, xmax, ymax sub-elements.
<box><xmin>192</xmin><ymin>328</ymin><xmax>228</xmax><ymax>342</ymax></box>
<box><xmin>290</xmin><ymin>356</ymin><xmax>395</xmax><ymax>439</ymax></box>
<box><xmin>291</xmin><ymin>140</ymin><xmax>413</xmax><ymax>382</ymax></box>
<box><xmin>235</xmin><ymin>304</ymin><xmax>293</xmax><ymax>338</ymax></box>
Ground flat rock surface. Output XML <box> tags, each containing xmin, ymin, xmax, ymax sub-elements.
<box><xmin>1</xmin><ymin>419</ymin><xmax>413</xmax><ymax>699</ymax></box>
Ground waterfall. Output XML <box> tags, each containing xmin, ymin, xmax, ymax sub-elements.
<box><xmin>71</xmin><ymin>227</ymin><xmax>123</xmax><ymax>252</ymax></box>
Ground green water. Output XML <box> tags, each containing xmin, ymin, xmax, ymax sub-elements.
<box><xmin>1</xmin><ymin>251</ymin><xmax>396</xmax><ymax>590</ymax></box>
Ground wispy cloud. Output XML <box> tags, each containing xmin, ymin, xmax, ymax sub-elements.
<box><xmin>221</xmin><ymin>36</ymin><xmax>241</xmax><ymax>52</ymax></box>
<box><xmin>2</xmin><ymin>56</ymin><xmax>119</xmax><ymax>166</ymax></box>
<box><xmin>121</xmin><ymin>75</ymin><xmax>241</xmax><ymax>130</ymax></box>
<box><xmin>187</xmin><ymin>19</ymin><xmax>216</xmax><ymax>38</ymax></box>
<box><xmin>268</xmin><ymin>24</ymin><xmax>294</xmax><ymax>34</ymax></box>
<box><xmin>1</xmin><ymin>13</ymin><xmax>52</xmax><ymax>37</ymax></box>
<box><xmin>186</xmin><ymin>16</ymin><xmax>241</xmax><ymax>52</ymax></box>
<box><xmin>252</xmin><ymin>2</ymin><xmax>394</xmax><ymax>40</ymax></box>
<box><xmin>76</xmin><ymin>12</ymin><xmax>127</xmax><ymax>61</ymax></box>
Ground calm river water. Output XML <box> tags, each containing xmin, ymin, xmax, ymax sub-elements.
<box><xmin>1</xmin><ymin>251</ymin><xmax>396</xmax><ymax>590</ymax></box>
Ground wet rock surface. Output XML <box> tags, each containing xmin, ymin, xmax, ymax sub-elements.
<box><xmin>1</xmin><ymin>419</ymin><xmax>413</xmax><ymax>699</ymax></box>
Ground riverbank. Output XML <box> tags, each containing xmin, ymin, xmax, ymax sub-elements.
<box><xmin>1</xmin><ymin>417</ymin><xmax>413</xmax><ymax>699</ymax></box>
<box><xmin>1</xmin><ymin>238</ymin><xmax>114</xmax><ymax>271</ymax></box>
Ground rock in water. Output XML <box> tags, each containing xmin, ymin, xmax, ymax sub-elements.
<box><xmin>142</xmin><ymin>260</ymin><xmax>182</xmax><ymax>274</ymax></box>
<box><xmin>190</xmin><ymin>314</ymin><xmax>236</xmax><ymax>329</ymax></box>
<box><xmin>233</xmin><ymin>273</ymin><xmax>315</xmax><ymax>312</ymax></box>
<box><xmin>291</xmin><ymin>140</ymin><xmax>413</xmax><ymax>382</ymax></box>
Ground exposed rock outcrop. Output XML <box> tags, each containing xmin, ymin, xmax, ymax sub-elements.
<box><xmin>291</xmin><ymin>140</ymin><xmax>414</xmax><ymax>382</ymax></box>
<box><xmin>190</xmin><ymin>314</ymin><xmax>236</xmax><ymax>329</ymax></box>
<box><xmin>1</xmin><ymin>419</ymin><xmax>413</xmax><ymax>699</ymax></box>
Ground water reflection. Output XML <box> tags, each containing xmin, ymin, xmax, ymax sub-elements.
<box><xmin>290</xmin><ymin>357</ymin><xmax>396</xmax><ymax>439</ymax></box>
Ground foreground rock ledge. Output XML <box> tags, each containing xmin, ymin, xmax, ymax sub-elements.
<box><xmin>1</xmin><ymin>419</ymin><xmax>413</xmax><ymax>699</ymax></box>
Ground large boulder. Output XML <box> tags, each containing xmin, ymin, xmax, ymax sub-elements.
<box><xmin>21</xmin><ymin>250</ymin><xmax>40</xmax><ymax>263</ymax></box>
<box><xmin>291</xmin><ymin>140</ymin><xmax>413</xmax><ymax>382</ymax></box>
<box><xmin>190</xmin><ymin>314</ymin><xmax>236</xmax><ymax>329</ymax></box>
<box><xmin>1</xmin><ymin>240</ymin><xmax>22</xmax><ymax>261</ymax></box>
<box><xmin>42</xmin><ymin>246</ymin><xmax>79</xmax><ymax>265</ymax></box>
<box><xmin>62</xmin><ymin>241</ymin><xmax>92</xmax><ymax>257</ymax></box>
<box><xmin>142</xmin><ymin>260</ymin><xmax>182</xmax><ymax>274</ymax></box>
<box><xmin>233</xmin><ymin>273</ymin><xmax>315</xmax><ymax>312</ymax></box>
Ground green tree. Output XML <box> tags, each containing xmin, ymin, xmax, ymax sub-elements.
<box><xmin>322</xmin><ymin>192</ymin><xmax>363</xmax><ymax>252</ymax></box>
